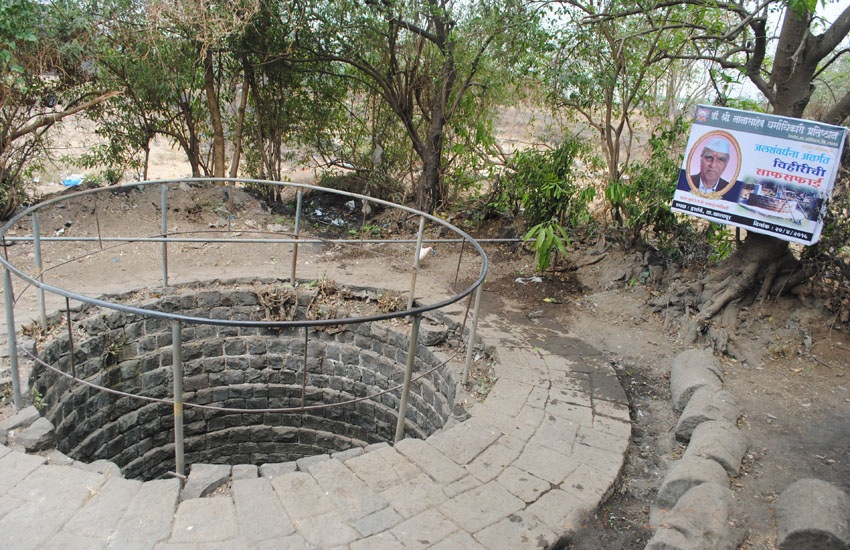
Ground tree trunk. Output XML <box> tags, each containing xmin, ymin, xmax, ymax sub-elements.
<box><xmin>202</xmin><ymin>49</ymin><xmax>226</xmax><ymax>180</ymax></box>
<box><xmin>418</xmin><ymin>148</ymin><xmax>440</xmax><ymax>213</ymax></box>
<box><xmin>229</xmin><ymin>69</ymin><xmax>250</xmax><ymax>180</ymax></box>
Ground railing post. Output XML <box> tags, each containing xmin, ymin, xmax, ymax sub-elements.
<box><xmin>462</xmin><ymin>284</ymin><xmax>483</xmax><ymax>385</ymax></box>
<box><xmin>32</xmin><ymin>213</ymin><xmax>47</xmax><ymax>329</ymax></box>
<box><xmin>301</xmin><ymin>327</ymin><xmax>309</xmax><ymax>409</ymax></box>
<box><xmin>407</xmin><ymin>216</ymin><xmax>426</xmax><ymax>311</ymax></box>
<box><xmin>395</xmin><ymin>314</ymin><xmax>421</xmax><ymax>443</ymax></box>
<box><xmin>290</xmin><ymin>189</ymin><xmax>302</xmax><ymax>285</ymax></box>
<box><xmin>161</xmin><ymin>183</ymin><xmax>169</xmax><ymax>287</ymax></box>
<box><xmin>171</xmin><ymin>320</ymin><xmax>184</xmax><ymax>480</ymax></box>
<box><xmin>3</xmin><ymin>267</ymin><xmax>22</xmax><ymax>409</ymax></box>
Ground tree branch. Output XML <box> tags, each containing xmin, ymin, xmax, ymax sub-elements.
<box><xmin>822</xmin><ymin>88</ymin><xmax>850</xmax><ymax>125</ymax></box>
<box><xmin>9</xmin><ymin>91</ymin><xmax>122</xmax><ymax>143</ymax></box>
<box><xmin>812</xmin><ymin>3</ymin><xmax>850</xmax><ymax>61</ymax></box>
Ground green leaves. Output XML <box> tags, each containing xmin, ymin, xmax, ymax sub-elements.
<box><xmin>524</xmin><ymin>219</ymin><xmax>571</xmax><ymax>273</ymax></box>
<box><xmin>492</xmin><ymin>136</ymin><xmax>594</xmax><ymax>228</ymax></box>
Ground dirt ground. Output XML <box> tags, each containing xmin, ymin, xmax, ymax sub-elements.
<box><xmin>2</xmin><ymin>118</ymin><xmax>849</xmax><ymax>549</ymax></box>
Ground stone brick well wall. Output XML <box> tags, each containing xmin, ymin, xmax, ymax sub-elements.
<box><xmin>28</xmin><ymin>282</ymin><xmax>459</xmax><ymax>481</ymax></box>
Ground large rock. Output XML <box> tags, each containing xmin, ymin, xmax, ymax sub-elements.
<box><xmin>657</xmin><ymin>456</ymin><xmax>730</xmax><ymax>508</ymax></box>
<box><xmin>775</xmin><ymin>478</ymin><xmax>850</xmax><ymax>550</ymax></box>
<box><xmin>1</xmin><ymin>405</ymin><xmax>40</xmax><ymax>433</ymax></box>
<box><xmin>645</xmin><ymin>527</ymin><xmax>691</xmax><ymax>550</ymax></box>
<box><xmin>650</xmin><ymin>482</ymin><xmax>739</xmax><ymax>550</ymax></box>
<box><xmin>683</xmin><ymin>421</ymin><xmax>747</xmax><ymax>475</ymax></box>
<box><xmin>16</xmin><ymin>417</ymin><xmax>55</xmax><ymax>452</ymax></box>
<box><xmin>675</xmin><ymin>388</ymin><xmax>740</xmax><ymax>442</ymax></box>
<box><xmin>670</xmin><ymin>350</ymin><xmax>723</xmax><ymax>412</ymax></box>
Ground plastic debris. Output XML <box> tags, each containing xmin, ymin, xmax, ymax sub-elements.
<box><xmin>61</xmin><ymin>174</ymin><xmax>84</xmax><ymax>186</ymax></box>
<box><xmin>515</xmin><ymin>276</ymin><xmax>543</xmax><ymax>284</ymax></box>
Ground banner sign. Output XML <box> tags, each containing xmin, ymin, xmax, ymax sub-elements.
<box><xmin>672</xmin><ymin>105</ymin><xmax>847</xmax><ymax>245</ymax></box>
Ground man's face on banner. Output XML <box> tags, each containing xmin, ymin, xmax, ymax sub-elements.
<box><xmin>699</xmin><ymin>147</ymin><xmax>729</xmax><ymax>187</ymax></box>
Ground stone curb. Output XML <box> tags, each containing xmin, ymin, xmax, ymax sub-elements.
<box><xmin>645</xmin><ymin>349</ymin><xmax>747</xmax><ymax>550</ymax></box>
<box><xmin>775</xmin><ymin>478</ymin><xmax>850</xmax><ymax>550</ymax></box>
<box><xmin>669</xmin><ymin>350</ymin><xmax>723</xmax><ymax>412</ymax></box>
<box><xmin>674</xmin><ymin>388</ymin><xmax>740</xmax><ymax>442</ymax></box>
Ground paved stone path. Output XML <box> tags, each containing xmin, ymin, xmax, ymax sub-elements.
<box><xmin>0</xmin><ymin>305</ymin><xmax>630</xmax><ymax>549</ymax></box>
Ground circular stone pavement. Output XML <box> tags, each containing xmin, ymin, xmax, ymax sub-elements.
<box><xmin>0</xmin><ymin>297</ymin><xmax>630</xmax><ymax>549</ymax></box>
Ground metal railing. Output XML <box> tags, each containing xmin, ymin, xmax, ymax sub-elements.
<box><xmin>0</xmin><ymin>178</ymin><xmax>488</xmax><ymax>480</ymax></box>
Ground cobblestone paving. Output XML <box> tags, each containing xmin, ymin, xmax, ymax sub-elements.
<box><xmin>1</xmin><ymin>295</ymin><xmax>630</xmax><ymax>549</ymax></box>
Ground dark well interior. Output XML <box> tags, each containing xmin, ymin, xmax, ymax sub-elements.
<box><xmin>30</xmin><ymin>282</ymin><xmax>457</xmax><ymax>480</ymax></box>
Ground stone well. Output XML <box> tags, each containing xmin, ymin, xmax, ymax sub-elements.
<box><xmin>28</xmin><ymin>281</ymin><xmax>460</xmax><ymax>481</ymax></box>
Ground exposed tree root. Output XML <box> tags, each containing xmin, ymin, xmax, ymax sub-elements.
<box><xmin>651</xmin><ymin>233</ymin><xmax>806</xmax><ymax>356</ymax></box>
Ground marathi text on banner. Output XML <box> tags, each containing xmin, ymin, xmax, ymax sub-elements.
<box><xmin>671</xmin><ymin>105</ymin><xmax>848</xmax><ymax>246</ymax></box>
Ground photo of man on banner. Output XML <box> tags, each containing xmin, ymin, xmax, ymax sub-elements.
<box><xmin>677</xmin><ymin>131</ymin><xmax>743</xmax><ymax>201</ymax></box>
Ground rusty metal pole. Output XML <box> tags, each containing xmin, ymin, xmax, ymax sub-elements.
<box><xmin>394</xmin><ymin>314</ymin><xmax>421</xmax><ymax>443</ymax></box>
<box><xmin>462</xmin><ymin>284</ymin><xmax>483</xmax><ymax>385</ymax></box>
<box><xmin>301</xmin><ymin>327</ymin><xmax>309</xmax><ymax>408</ymax></box>
<box><xmin>161</xmin><ymin>184</ymin><xmax>169</xmax><ymax>286</ymax></box>
<box><xmin>452</xmin><ymin>240</ymin><xmax>466</xmax><ymax>292</ymax></box>
<box><xmin>291</xmin><ymin>189</ymin><xmax>302</xmax><ymax>285</ymax></box>
<box><xmin>407</xmin><ymin>216</ymin><xmax>426</xmax><ymax>311</ymax></box>
<box><xmin>171</xmin><ymin>320</ymin><xmax>185</xmax><ymax>480</ymax></box>
<box><xmin>2</xmin><ymin>267</ymin><xmax>22</xmax><ymax>409</ymax></box>
<box><xmin>32</xmin><ymin>213</ymin><xmax>47</xmax><ymax>329</ymax></box>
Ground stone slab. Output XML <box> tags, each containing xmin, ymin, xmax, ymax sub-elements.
<box><xmin>352</xmin><ymin>506</ymin><xmax>404</xmax><ymax>537</ymax></box>
<box><xmin>346</xmin><ymin>446</ymin><xmax>421</xmax><ymax>492</ymax></box>
<box><xmin>496</xmin><ymin>465</ymin><xmax>551</xmax><ymax>504</ymax></box>
<box><xmin>296</xmin><ymin>453</ymin><xmax>330</xmax><ymax>471</ymax></box>
<box><xmin>232</xmin><ymin>476</ymin><xmax>295</xmax><ymax>541</ymax></box>
<box><xmin>350</xmin><ymin>531</ymin><xmax>405</xmax><ymax>550</ymax></box>
<box><xmin>181</xmin><ymin>463</ymin><xmax>231</xmax><ymax>500</ymax></box>
<box><xmin>0</xmin><ymin>497</ymin><xmax>90</xmax><ymax>550</ymax></box>
<box><xmin>513</xmin><ymin>441</ymin><xmax>580</xmax><ymax>485</ymax></box>
<box><xmin>8</xmin><ymin>463</ymin><xmax>105</xmax><ymax>504</ymax></box>
<box><xmin>439</xmin><ymin>481</ymin><xmax>524</xmax><ymax>532</ymax></box>
<box><xmin>47</xmin><ymin>532</ymin><xmax>108</xmax><ymax>550</ymax></box>
<box><xmin>0</xmin><ymin>450</ymin><xmax>46</xmax><ymax>493</ymax></box>
<box><xmin>271</xmin><ymin>471</ymin><xmax>338</xmax><ymax>521</ymax></box>
<box><xmin>64</xmin><ymin>476</ymin><xmax>142</xmax><ymax>538</ymax></box>
<box><xmin>231</xmin><ymin>464</ymin><xmax>257</xmax><ymax>480</ymax></box>
<box><xmin>430</xmin><ymin>530</ymin><xmax>489</xmax><ymax>550</ymax></box>
<box><xmin>170</xmin><ymin>497</ymin><xmax>238</xmax><ymax>543</ymax></box>
<box><xmin>108</xmin><ymin>478</ymin><xmax>181</xmax><ymax>548</ymax></box>
<box><xmin>466</xmin><ymin>435</ymin><xmax>523</xmax><ymax>483</ymax></box>
<box><xmin>395</xmin><ymin>438</ymin><xmax>466</xmax><ymax>484</ymax></box>
<box><xmin>308</xmin><ymin>458</ymin><xmax>388</xmax><ymax>520</ymax></box>
<box><xmin>390</xmin><ymin>509</ymin><xmax>459</xmax><ymax>550</ymax></box>
<box><xmin>295</xmin><ymin>512</ymin><xmax>359</xmax><ymax>547</ymax></box>
<box><xmin>259</xmin><ymin>461</ymin><xmax>296</xmax><ymax>478</ymax></box>
<box><xmin>379</xmin><ymin>473</ymin><xmax>448</xmax><ymax>519</ymax></box>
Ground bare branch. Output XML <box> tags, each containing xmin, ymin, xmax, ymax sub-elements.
<box><xmin>9</xmin><ymin>91</ymin><xmax>122</xmax><ymax>143</ymax></box>
<box><xmin>813</xmin><ymin>47</ymin><xmax>850</xmax><ymax>79</ymax></box>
